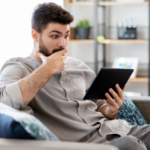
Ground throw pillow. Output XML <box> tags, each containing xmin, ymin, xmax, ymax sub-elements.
<box><xmin>116</xmin><ymin>93</ymin><xmax>147</xmax><ymax>126</ymax></box>
<box><xmin>0</xmin><ymin>103</ymin><xmax>59</xmax><ymax>140</ymax></box>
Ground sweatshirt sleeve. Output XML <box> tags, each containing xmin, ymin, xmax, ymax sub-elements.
<box><xmin>0</xmin><ymin>62</ymin><xmax>26</xmax><ymax>109</ymax></box>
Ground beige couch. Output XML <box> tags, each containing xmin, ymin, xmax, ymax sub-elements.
<box><xmin>0</xmin><ymin>139</ymin><xmax>118</xmax><ymax>150</ymax></box>
<box><xmin>131</xmin><ymin>96</ymin><xmax>150</xmax><ymax>124</ymax></box>
<box><xmin>0</xmin><ymin>96</ymin><xmax>150</xmax><ymax>150</ymax></box>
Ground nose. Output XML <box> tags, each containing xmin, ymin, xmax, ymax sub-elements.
<box><xmin>58</xmin><ymin>38</ymin><xmax>67</xmax><ymax>48</ymax></box>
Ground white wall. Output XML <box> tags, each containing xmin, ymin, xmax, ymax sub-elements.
<box><xmin>65</xmin><ymin>2</ymin><xmax>149</xmax><ymax>96</ymax></box>
<box><xmin>0</xmin><ymin>0</ymin><xmax>63</xmax><ymax>69</ymax></box>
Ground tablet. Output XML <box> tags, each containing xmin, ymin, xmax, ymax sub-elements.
<box><xmin>83</xmin><ymin>68</ymin><xmax>134</xmax><ymax>100</ymax></box>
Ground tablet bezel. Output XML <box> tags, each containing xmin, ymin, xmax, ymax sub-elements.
<box><xmin>83</xmin><ymin>68</ymin><xmax>134</xmax><ymax>100</ymax></box>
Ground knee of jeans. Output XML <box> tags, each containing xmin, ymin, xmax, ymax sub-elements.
<box><xmin>124</xmin><ymin>136</ymin><xmax>146</xmax><ymax>150</ymax></box>
<box><xmin>126</xmin><ymin>135</ymin><xmax>142</xmax><ymax>143</ymax></box>
<box><xmin>108</xmin><ymin>135</ymin><xmax>147</xmax><ymax>150</ymax></box>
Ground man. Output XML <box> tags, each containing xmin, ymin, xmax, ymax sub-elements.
<box><xmin>0</xmin><ymin>2</ymin><xmax>149</xmax><ymax>150</ymax></box>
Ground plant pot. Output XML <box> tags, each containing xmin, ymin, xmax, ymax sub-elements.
<box><xmin>76</xmin><ymin>27</ymin><xmax>90</xmax><ymax>39</ymax></box>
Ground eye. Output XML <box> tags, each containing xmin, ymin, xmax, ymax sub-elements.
<box><xmin>52</xmin><ymin>35</ymin><xmax>58</xmax><ymax>39</ymax></box>
<box><xmin>65</xmin><ymin>35</ymin><xmax>69</xmax><ymax>38</ymax></box>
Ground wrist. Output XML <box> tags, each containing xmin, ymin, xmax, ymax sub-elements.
<box><xmin>36</xmin><ymin>64</ymin><xmax>54</xmax><ymax>82</ymax></box>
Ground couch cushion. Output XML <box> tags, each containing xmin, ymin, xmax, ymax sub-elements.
<box><xmin>116</xmin><ymin>93</ymin><xmax>147</xmax><ymax>126</ymax></box>
<box><xmin>0</xmin><ymin>103</ymin><xmax>59</xmax><ymax>140</ymax></box>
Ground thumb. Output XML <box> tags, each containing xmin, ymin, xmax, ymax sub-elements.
<box><xmin>38</xmin><ymin>52</ymin><xmax>46</xmax><ymax>61</ymax></box>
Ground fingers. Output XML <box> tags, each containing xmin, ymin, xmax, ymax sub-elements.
<box><xmin>104</xmin><ymin>85</ymin><xmax>125</xmax><ymax>114</ymax></box>
<box><xmin>115</xmin><ymin>84</ymin><xmax>125</xmax><ymax>101</ymax></box>
<box><xmin>57</xmin><ymin>50</ymin><xmax>67</xmax><ymax>70</ymax></box>
<box><xmin>63</xmin><ymin>55</ymin><xmax>67</xmax><ymax>60</ymax></box>
<box><xmin>103</xmin><ymin>99</ymin><xmax>116</xmax><ymax>113</ymax></box>
<box><xmin>59</xmin><ymin>49</ymin><xmax>68</xmax><ymax>55</ymax></box>
<box><xmin>62</xmin><ymin>55</ymin><xmax>67</xmax><ymax>69</ymax></box>
<box><xmin>106</xmin><ymin>87</ymin><xmax>123</xmax><ymax>107</ymax></box>
<box><xmin>105</xmin><ymin>92</ymin><xmax>120</xmax><ymax>109</ymax></box>
<box><xmin>64</xmin><ymin>65</ymin><xmax>67</xmax><ymax>69</ymax></box>
<box><xmin>38</xmin><ymin>53</ymin><xmax>46</xmax><ymax>61</ymax></box>
<box><xmin>63</xmin><ymin>55</ymin><xmax>67</xmax><ymax>63</ymax></box>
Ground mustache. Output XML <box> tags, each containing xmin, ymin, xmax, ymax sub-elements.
<box><xmin>52</xmin><ymin>48</ymin><xmax>64</xmax><ymax>54</ymax></box>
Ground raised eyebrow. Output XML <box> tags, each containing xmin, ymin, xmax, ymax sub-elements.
<box><xmin>49</xmin><ymin>30</ymin><xmax>62</xmax><ymax>34</ymax></box>
<box><xmin>49</xmin><ymin>30</ymin><xmax>70</xmax><ymax>34</ymax></box>
<box><xmin>66</xmin><ymin>30</ymin><xmax>70</xmax><ymax>34</ymax></box>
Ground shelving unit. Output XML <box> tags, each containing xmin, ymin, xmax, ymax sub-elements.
<box><xmin>94</xmin><ymin>0</ymin><xmax>149</xmax><ymax>72</ymax></box>
<box><xmin>66</xmin><ymin>0</ymin><xmax>148</xmax><ymax>6</ymax></box>
<box><xmin>66</xmin><ymin>0</ymin><xmax>150</xmax><ymax>93</ymax></box>
<box><xmin>94</xmin><ymin>0</ymin><xmax>150</xmax><ymax>94</ymax></box>
<box><xmin>69</xmin><ymin>39</ymin><xmax>94</xmax><ymax>43</ymax></box>
<box><xmin>69</xmin><ymin>39</ymin><xmax>148</xmax><ymax>44</ymax></box>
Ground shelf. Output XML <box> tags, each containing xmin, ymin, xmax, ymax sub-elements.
<box><xmin>129</xmin><ymin>78</ymin><xmax>149</xmax><ymax>82</ymax></box>
<box><xmin>69</xmin><ymin>39</ymin><xmax>94</xmax><ymax>43</ymax></box>
<box><xmin>98</xmin><ymin>1</ymin><xmax>148</xmax><ymax>6</ymax></box>
<box><xmin>98</xmin><ymin>39</ymin><xmax>148</xmax><ymax>44</ymax></box>
<box><xmin>69</xmin><ymin>39</ymin><xmax>148</xmax><ymax>44</ymax></box>
<box><xmin>66</xmin><ymin>0</ymin><xmax>148</xmax><ymax>6</ymax></box>
<box><xmin>66</xmin><ymin>0</ymin><xmax>93</xmax><ymax>6</ymax></box>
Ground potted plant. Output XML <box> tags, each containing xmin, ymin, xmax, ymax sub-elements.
<box><xmin>76</xmin><ymin>19</ymin><xmax>90</xmax><ymax>39</ymax></box>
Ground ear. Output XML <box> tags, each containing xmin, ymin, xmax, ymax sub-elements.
<box><xmin>31</xmin><ymin>29</ymin><xmax>39</xmax><ymax>43</ymax></box>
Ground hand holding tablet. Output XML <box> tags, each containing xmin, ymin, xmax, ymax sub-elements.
<box><xmin>83</xmin><ymin>68</ymin><xmax>133</xmax><ymax>100</ymax></box>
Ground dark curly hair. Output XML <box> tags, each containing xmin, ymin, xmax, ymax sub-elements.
<box><xmin>31</xmin><ymin>2</ymin><xmax>74</xmax><ymax>33</ymax></box>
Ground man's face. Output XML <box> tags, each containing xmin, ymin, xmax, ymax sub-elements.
<box><xmin>37</xmin><ymin>22</ymin><xmax>70</xmax><ymax>57</ymax></box>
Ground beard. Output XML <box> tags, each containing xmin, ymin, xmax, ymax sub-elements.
<box><xmin>39</xmin><ymin>36</ymin><xmax>64</xmax><ymax>57</ymax></box>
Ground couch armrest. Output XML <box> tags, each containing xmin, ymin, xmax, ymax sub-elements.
<box><xmin>131</xmin><ymin>96</ymin><xmax>150</xmax><ymax>124</ymax></box>
<box><xmin>0</xmin><ymin>138</ymin><xmax>118</xmax><ymax>150</ymax></box>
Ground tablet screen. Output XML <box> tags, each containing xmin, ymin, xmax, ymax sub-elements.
<box><xmin>83</xmin><ymin>68</ymin><xmax>133</xmax><ymax>100</ymax></box>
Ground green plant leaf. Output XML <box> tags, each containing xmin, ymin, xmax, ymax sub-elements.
<box><xmin>76</xmin><ymin>19</ymin><xmax>90</xmax><ymax>28</ymax></box>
